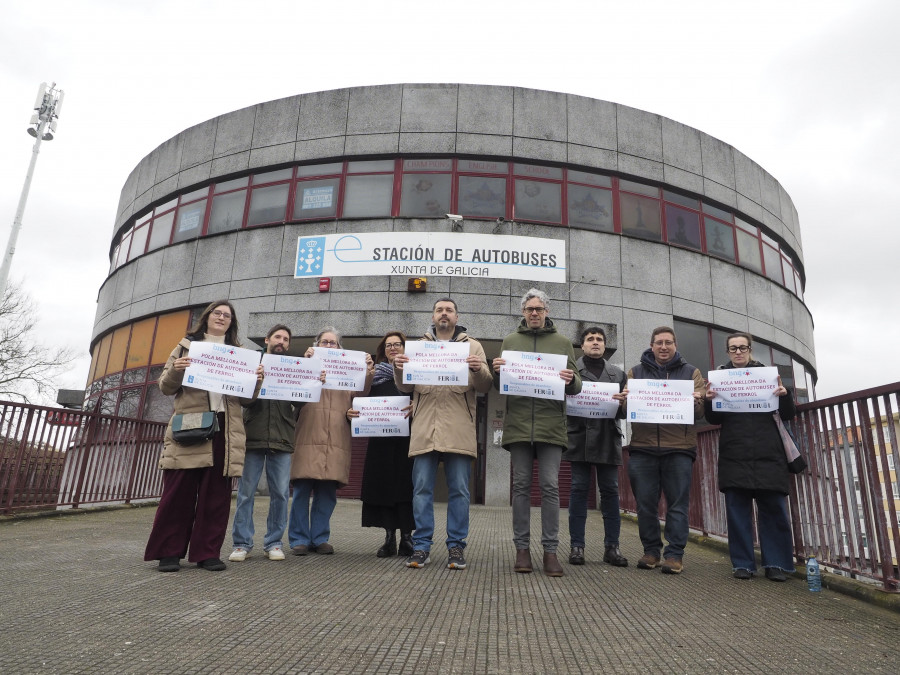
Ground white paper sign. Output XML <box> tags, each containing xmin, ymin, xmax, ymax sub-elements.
<box><xmin>295</xmin><ymin>232</ymin><xmax>566</xmax><ymax>283</ymax></box>
<box><xmin>402</xmin><ymin>341</ymin><xmax>470</xmax><ymax>386</ymax></box>
<box><xmin>259</xmin><ymin>354</ymin><xmax>323</xmax><ymax>402</ymax></box>
<box><xmin>707</xmin><ymin>367</ymin><xmax>779</xmax><ymax>412</ymax></box>
<box><xmin>627</xmin><ymin>379</ymin><xmax>695</xmax><ymax>424</ymax></box>
<box><xmin>351</xmin><ymin>396</ymin><xmax>411</xmax><ymax>437</ymax></box>
<box><xmin>183</xmin><ymin>342</ymin><xmax>261</xmax><ymax>397</ymax></box>
<box><xmin>566</xmin><ymin>382</ymin><xmax>621</xmax><ymax>419</ymax></box>
<box><xmin>499</xmin><ymin>350</ymin><xmax>568</xmax><ymax>400</ymax></box>
<box><xmin>314</xmin><ymin>347</ymin><xmax>368</xmax><ymax>391</ymax></box>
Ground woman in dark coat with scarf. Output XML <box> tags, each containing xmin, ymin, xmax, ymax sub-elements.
<box><xmin>351</xmin><ymin>331</ymin><xmax>415</xmax><ymax>557</ymax></box>
<box><xmin>705</xmin><ymin>332</ymin><xmax>796</xmax><ymax>581</ymax></box>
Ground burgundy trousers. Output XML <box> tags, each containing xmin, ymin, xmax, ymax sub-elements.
<box><xmin>144</xmin><ymin>425</ymin><xmax>232</xmax><ymax>563</ymax></box>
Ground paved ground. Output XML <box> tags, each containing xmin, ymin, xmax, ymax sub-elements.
<box><xmin>2</xmin><ymin>499</ymin><xmax>900</xmax><ymax>674</ymax></box>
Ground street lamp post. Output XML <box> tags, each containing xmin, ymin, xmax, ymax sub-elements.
<box><xmin>0</xmin><ymin>82</ymin><xmax>64</xmax><ymax>298</ymax></box>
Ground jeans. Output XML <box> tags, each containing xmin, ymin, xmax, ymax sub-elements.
<box><xmin>627</xmin><ymin>451</ymin><xmax>693</xmax><ymax>560</ymax></box>
<box><xmin>568</xmin><ymin>462</ymin><xmax>622</xmax><ymax>549</ymax></box>
<box><xmin>231</xmin><ymin>449</ymin><xmax>292</xmax><ymax>552</ymax></box>
<box><xmin>288</xmin><ymin>479</ymin><xmax>338</xmax><ymax>547</ymax></box>
<box><xmin>411</xmin><ymin>452</ymin><xmax>471</xmax><ymax>552</ymax></box>
<box><xmin>510</xmin><ymin>442</ymin><xmax>562</xmax><ymax>553</ymax></box>
<box><xmin>725</xmin><ymin>489</ymin><xmax>796</xmax><ymax>572</ymax></box>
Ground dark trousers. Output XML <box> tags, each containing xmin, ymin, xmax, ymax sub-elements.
<box><xmin>627</xmin><ymin>451</ymin><xmax>693</xmax><ymax>560</ymax></box>
<box><xmin>144</xmin><ymin>429</ymin><xmax>232</xmax><ymax>563</ymax></box>
<box><xmin>568</xmin><ymin>462</ymin><xmax>622</xmax><ymax>548</ymax></box>
<box><xmin>725</xmin><ymin>489</ymin><xmax>796</xmax><ymax>572</ymax></box>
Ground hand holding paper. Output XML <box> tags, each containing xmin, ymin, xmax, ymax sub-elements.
<box><xmin>183</xmin><ymin>342</ymin><xmax>262</xmax><ymax>397</ymax></box>
<box><xmin>706</xmin><ymin>367</ymin><xmax>779</xmax><ymax>413</ymax></box>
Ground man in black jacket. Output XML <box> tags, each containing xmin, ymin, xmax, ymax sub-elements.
<box><xmin>229</xmin><ymin>325</ymin><xmax>297</xmax><ymax>562</ymax></box>
<box><xmin>564</xmin><ymin>326</ymin><xmax>628</xmax><ymax>567</ymax></box>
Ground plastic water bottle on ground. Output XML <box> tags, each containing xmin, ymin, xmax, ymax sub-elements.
<box><xmin>807</xmin><ymin>556</ymin><xmax>822</xmax><ymax>592</ymax></box>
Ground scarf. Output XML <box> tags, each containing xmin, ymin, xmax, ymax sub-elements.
<box><xmin>373</xmin><ymin>361</ymin><xmax>395</xmax><ymax>386</ymax></box>
<box><xmin>581</xmin><ymin>354</ymin><xmax>607</xmax><ymax>379</ymax></box>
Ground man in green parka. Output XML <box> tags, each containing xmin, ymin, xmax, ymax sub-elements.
<box><xmin>492</xmin><ymin>288</ymin><xmax>582</xmax><ymax>576</ymax></box>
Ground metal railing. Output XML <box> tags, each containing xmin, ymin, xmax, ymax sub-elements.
<box><xmin>620</xmin><ymin>381</ymin><xmax>900</xmax><ymax>591</ymax></box>
<box><xmin>3</xmin><ymin>382</ymin><xmax>899</xmax><ymax>589</ymax></box>
<box><xmin>790</xmin><ymin>382</ymin><xmax>900</xmax><ymax>590</ymax></box>
<box><xmin>0</xmin><ymin>401</ymin><xmax>166</xmax><ymax>515</ymax></box>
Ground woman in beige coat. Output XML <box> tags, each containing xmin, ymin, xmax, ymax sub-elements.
<box><xmin>288</xmin><ymin>328</ymin><xmax>373</xmax><ymax>555</ymax></box>
<box><xmin>144</xmin><ymin>300</ymin><xmax>261</xmax><ymax>572</ymax></box>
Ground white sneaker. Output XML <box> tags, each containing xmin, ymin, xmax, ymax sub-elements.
<box><xmin>266</xmin><ymin>547</ymin><xmax>285</xmax><ymax>561</ymax></box>
<box><xmin>229</xmin><ymin>547</ymin><xmax>249</xmax><ymax>562</ymax></box>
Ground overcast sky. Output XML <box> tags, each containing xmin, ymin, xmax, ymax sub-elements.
<box><xmin>0</xmin><ymin>0</ymin><xmax>897</xmax><ymax>402</ymax></box>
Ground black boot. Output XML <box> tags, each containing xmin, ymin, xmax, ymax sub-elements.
<box><xmin>398</xmin><ymin>532</ymin><xmax>414</xmax><ymax>557</ymax></box>
<box><xmin>377</xmin><ymin>529</ymin><xmax>397</xmax><ymax>558</ymax></box>
<box><xmin>603</xmin><ymin>545</ymin><xmax>629</xmax><ymax>567</ymax></box>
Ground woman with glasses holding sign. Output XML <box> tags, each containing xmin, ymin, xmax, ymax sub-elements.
<box><xmin>349</xmin><ymin>331</ymin><xmax>416</xmax><ymax>558</ymax></box>
<box><xmin>145</xmin><ymin>300</ymin><xmax>260</xmax><ymax>573</ymax></box>
<box><xmin>289</xmin><ymin>328</ymin><xmax>374</xmax><ymax>555</ymax></box>
<box><xmin>704</xmin><ymin>332</ymin><xmax>796</xmax><ymax>582</ymax></box>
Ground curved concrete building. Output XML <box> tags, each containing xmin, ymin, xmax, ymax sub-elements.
<box><xmin>87</xmin><ymin>84</ymin><xmax>815</xmax><ymax>504</ymax></box>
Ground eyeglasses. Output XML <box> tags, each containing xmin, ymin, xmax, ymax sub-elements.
<box><xmin>727</xmin><ymin>345</ymin><xmax>750</xmax><ymax>353</ymax></box>
<box><xmin>318</xmin><ymin>339</ymin><xmax>339</xmax><ymax>347</ymax></box>
<box><xmin>210</xmin><ymin>310</ymin><xmax>232</xmax><ymax>319</ymax></box>
<box><xmin>652</xmin><ymin>341</ymin><xmax>675</xmax><ymax>347</ymax></box>
<box><xmin>524</xmin><ymin>307</ymin><xmax>546</xmax><ymax>314</ymax></box>
<box><xmin>384</xmin><ymin>342</ymin><xmax>403</xmax><ymax>350</ymax></box>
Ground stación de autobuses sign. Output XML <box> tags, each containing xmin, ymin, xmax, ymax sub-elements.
<box><xmin>295</xmin><ymin>232</ymin><xmax>566</xmax><ymax>283</ymax></box>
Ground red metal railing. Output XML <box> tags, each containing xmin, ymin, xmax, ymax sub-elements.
<box><xmin>0</xmin><ymin>401</ymin><xmax>166</xmax><ymax>515</ymax></box>
<box><xmin>790</xmin><ymin>382</ymin><xmax>900</xmax><ymax>590</ymax></box>
<box><xmin>3</xmin><ymin>382</ymin><xmax>899</xmax><ymax>589</ymax></box>
<box><xmin>620</xmin><ymin>382</ymin><xmax>900</xmax><ymax>591</ymax></box>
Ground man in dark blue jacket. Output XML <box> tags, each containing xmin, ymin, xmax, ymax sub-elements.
<box><xmin>625</xmin><ymin>326</ymin><xmax>704</xmax><ymax>575</ymax></box>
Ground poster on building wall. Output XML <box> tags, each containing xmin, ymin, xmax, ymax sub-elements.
<box><xmin>295</xmin><ymin>232</ymin><xmax>566</xmax><ymax>283</ymax></box>
<box><xmin>706</xmin><ymin>367</ymin><xmax>779</xmax><ymax>412</ymax></box>
<box><xmin>498</xmin><ymin>350</ymin><xmax>568</xmax><ymax>400</ymax></box>
<box><xmin>626</xmin><ymin>379</ymin><xmax>695</xmax><ymax>424</ymax></box>
<box><xmin>183</xmin><ymin>342</ymin><xmax>261</xmax><ymax>397</ymax></box>
<box><xmin>258</xmin><ymin>354</ymin><xmax>323</xmax><ymax>402</ymax></box>
<box><xmin>351</xmin><ymin>396</ymin><xmax>411</xmax><ymax>437</ymax></box>
<box><xmin>566</xmin><ymin>382</ymin><xmax>621</xmax><ymax>419</ymax></box>
<box><xmin>301</xmin><ymin>186</ymin><xmax>334</xmax><ymax>210</ymax></box>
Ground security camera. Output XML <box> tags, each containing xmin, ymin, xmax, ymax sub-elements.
<box><xmin>446</xmin><ymin>214</ymin><xmax>463</xmax><ymax>221</ymax></box>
